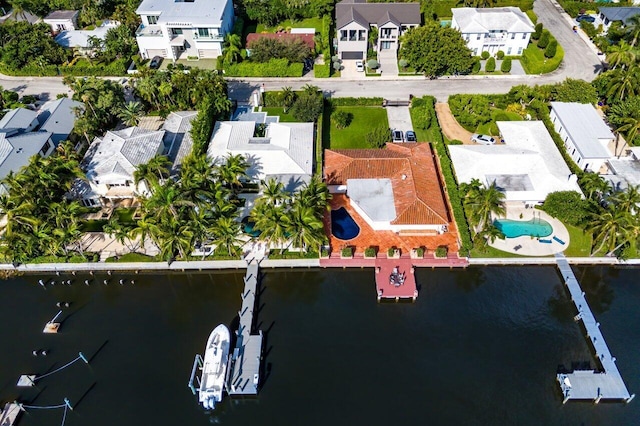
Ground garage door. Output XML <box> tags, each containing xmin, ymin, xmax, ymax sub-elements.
<box><xmin>341</xmin><ymin>51</ymin><xmax>363</xmax><ymax>60</ymax></box>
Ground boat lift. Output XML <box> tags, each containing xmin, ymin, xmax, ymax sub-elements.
<box><xmin>187</xmin><ymin>354</ymin><xmax>204</xmax><ymax>396</ymax></box>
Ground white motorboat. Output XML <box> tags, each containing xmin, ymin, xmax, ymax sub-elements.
<box><xmin>198</xmin><ymin>324</ymin><xmax>230</xmax><ymax>410</ymax></box>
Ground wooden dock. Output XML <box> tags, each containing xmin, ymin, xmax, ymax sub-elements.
<box><xmin>227</xmin><ymin>261</ymin><xmax>263</xmax><ymax>396</ymax></box>
<box><xmin>555</xmin><ymin>254</ymin><xmax>634</xmax><ymax>403</ymax></box>
<box><xmin>0</xmin><ymin>402</ymin><xmax>22</xmax><ymax>425</ymax></box>
<box><xmin>375</xmin><ymin>258</ymin><xmax>418</xmax><ymax>301</ymax></box>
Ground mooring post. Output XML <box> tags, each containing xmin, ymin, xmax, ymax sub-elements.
<box><xmin>64</xmin><ymin>398</ymin><xmax>73</xmax><ymax>411</ymax></box>
<box><xmin>79</xmin><ymin>352</ymin><xmax>88</xmax><ymax>364</ymax></box>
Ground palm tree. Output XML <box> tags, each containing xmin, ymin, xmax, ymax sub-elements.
<box><xmin>616</xmin><ymin>113</ymin><xmax>640</xmax><ymax>147</ymax></box>
<box><xmin>143</xmin><ymin>181</ymin><xmax>195</xmax><ymax>222</ymax></box>
<box><xmin>465</xmin><ymin>181</ymin><xmax>506</xmax><ymax>234</ymax></box>
<box><xmin>134</xmin><ymin>155</ymin><xmax>172</xmax><ymax>190</ymax></box>
<box><xmin>283</xmin><ymin>202</ymin><xmax>325</xmax><ymax>253</ymax></box>
<box><xmin>579</xmin><ymin>172</ymin><xmax>609</xmax><ymax>201</ymax></box>
<box><xmin>251</xmin><ymin>202</ymin><xmax>288</xmax><ymax>246</ymax></box>
<box><xmin>118</xmin><ymin>101</ymin><xmax>145</xmax><ymax>127</ymax></box>
<box><xmin>588</xmin><ymin>208</ymin><xmax>629</xmax><ymax>256</ymax></box>
<box><xmin>626</xmin><ymin>14</ymin><xmax>640</xmax><ymax>47</ymax></box>
<box><xmin>606</xmin><ymin>41</ymin><xmax>636</xmax><ymax>69</ymax></box>
<box><xmin>281</xmin><ymin>86</ymin><xmax>296</xmax><ymax>113</ymax></box>
<box><xmin>222</xmin><ymin>34</ymin><xmax>242</xmax><ymax>66</ymax></box>
<box><xmin>216</xmin><ymin>154</ymin><xmax>249</xmax><ymax>190</ymax></box>
<box><xmin>128</xmin><ymin>215</ymin><xmax>158</xmax><ymax>254</ymax></box>
<box><xmin>209</xmin><ymin>217</ymin><xmax>243</xmax><ymax>257</ymax></box>
<box><xmin>606</xmin><ymin>67</ymin><xmax>640</xmax><ymax>102</ymax></box>
<box><xmin>297</xmin><ymin>175</ymin><xmax>331</xmax><ymax>214</ymax></box>
<box><xmin>610</xmin><ymin>184</ymin><xmax>640</xmax><ymax>213</ymax></box>
<box><xmin>261</xmin><ymin>178</ymin><xmax>287</xmax><ymax>206</ymax></box>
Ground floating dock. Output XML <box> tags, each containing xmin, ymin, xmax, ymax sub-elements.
<box><xmin>0</xmin><ymin>402</ymin><xmax>22</xmax><ymax>425</ymax></box>
<box><xmin>375</xmin><ymin>258</ymin><xmax>418</xmax><ymax>302</ymax></box>
<box><xmin>555</xmin><ymin>254</ymin><xmax>634</xmax><ymax>403</ymax></box>
<box><xmin>227</xmin><ymin>261</ymin><xmax>263</xmax><ymax>396</ymax></box>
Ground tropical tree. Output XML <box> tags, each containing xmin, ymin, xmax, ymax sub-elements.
<box><xmin>283</xmin><ymin>201</ymin><xmax>325</xmax><ymax>253</ymax></box>
<box><xmin>606</xmin><ymin>67</ymin><xmax>640</xmax><ymax>102</ymax></box>
<box><xmin>588</xmin><ymin>208</ymin><xmax>630</xmax><ymax>256</ymax></box>
<box><xmin>579</xmin><ymin>172</ymin><xmax>610</xmax><ymax>201</ymax></box>
<box><xmin>261</xmin><ymin>178</ymin><xmax>288</xmax><ymax>206</ymax></box>
<box><xmin>222</xmin><ymin>33</ymin><xmax>242</xmax><ymax>66</ymax></box>
<box><xmin>216</xmin><ymin>154</ymin><xmax>249</xmax><ymax>190</ymax></box>
<box><xmin>625</xmin><ymin>14</ymin><xmax>640</xmax><ymax>47</ymax></box>
<box><xmin>606</xmin><ymin>41</ymin><xmax>636</xmax><ymax>69</ymax></box>
<box><xmin>610</xmin><ymin>184</ymin><xmax>640</xmax><ymax>213</ymax></box>
<box><xmin>616</xmin><ymin>113</ymin><xmax>640</xmax><ymax>147</ymax></box>
<box><xmin>134</xmin><ymin>155</ymin><xmax>172</xmax><ymax>189</ymax></box>
<box><xmin>209</xmin><ymin>216</ymin><xmax>243</xmax><ymax>257</ymax></box>
<box><xmin>463</xmin><ymin>181</ymin><xmax>506</xmax><ymax>234</ymax></box>
<box><xmin>118</xmin><ymin>101</ymin><xmax>145</xmax><ymax>127</ymax></box>
<box><xmin>281</xmin><ymin>86</ymin><xmax>296</xmax><ymax>113</ymax></box>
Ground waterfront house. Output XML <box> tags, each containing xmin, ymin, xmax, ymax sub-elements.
<box><xmin>207</xmin><ymin>118</ymin><xmax>314</xmax><ymax>193</ymax></box>
<box><xmin>80</xmin><ymin>111</ymin><xmax>196</xmax><ymax>207</ymax></box>
<box><xmin>550</xmin><ymin>102</ymin><xmax>614</xmax><ymax>173</ymax></box>
<box><xmin>597</xmin><ymin>7</ymin><xmax>640</xmax><ymax>33</ymax></box>
<box><xmin>135</xmin><ymin>0</ymin><xmax>235</xmax><ymax>61</ymax></box>
<box><xmin>449</xmin><ymin>121</ymin><xmax>583</xmax><ymax>205</ymax></box>
<box><xmin>324</xmin><ymin>143</ymin><xmax>450</xmax><ymax>234</ymax></box>
<box><xmin>451</xmin><ymin>7</ymin><xmax>534</xmax><ymax>56</ymax></box>
<box><xmin>335</xmin><ymin>0</ymin><xmax>420</xmax><ymax>61</ymax></box>
<box><xmin>43</xmin><ymin>10</ymin><xmax>79</xmax><ymax>34</ymax></box>
<box><xmin>54</xmin><ymin>21</ymin><xmax>120</xmax><ymax>57</ymax></box>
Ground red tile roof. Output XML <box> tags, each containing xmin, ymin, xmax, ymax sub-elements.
<box><xmin>246</xmin><ymin>33</ymin><xmax>315</xmax><ymax>50</ymax></box>
<box><xmin>324</xmin><ymin>143</ymin><xmax>450</xmax><ymax>226</ymax></box>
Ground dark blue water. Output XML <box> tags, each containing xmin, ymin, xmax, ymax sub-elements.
<box><xmin>331</xmin><ymin>207</ymin><xmax>360</xmax><ymax>240</ymax></box>
<box><xmin>0</xmin><ymin>266</ymin><xmax>638</xmax><ymax>425</ymax></box>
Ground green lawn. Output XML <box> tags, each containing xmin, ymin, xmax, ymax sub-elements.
<box><xmin>105</xmin><ymin>252</ymin><xmax>159</xmax><ymax>262</ymax></box>
<box><xmin>476</xmin><ymin>109</ymin><xmax>523</xmax><ymax>135</ymax></box>
<box><xmin>159</xmin><ymin>58</ymin><xmax>217</xmax><ymax>70</ymax></box>
<box><xmin>256</xmin><ymin>17</ymin><xmax>324</xmax><ymax>33</ymax></box>
<box><xmin>563</xmin><ymin>223</ymin><xmax>593</xmax><ymax>257</ymax></box>
<box><xmin>520</xmin><ymin>40</ymin><xmax>564</xmax><ymax>74</ymax></box>
<box><xmin>261</xmin><ymin>107</ymin><xmax>297</xmax><ymax>122</ymax></box>
<box><xmin>324</xmin><ymin>106</ymin><xmax>389</xmax><ymax>149</ymax></box>
<box><xmin>470</xmin><ymin>244</ymin><xmax>529</xmax><ymax>258</ymax></box>
<box><xmin>409</xmin><ymin>109</ymin><xmax>442</xmax><ymax>143</ymax></box>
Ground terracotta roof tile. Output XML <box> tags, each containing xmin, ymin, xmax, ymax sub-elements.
<box><xmin>324</xmin><ymin>143</ymin><xmax>450</xmax><ymax>225</ymax></box>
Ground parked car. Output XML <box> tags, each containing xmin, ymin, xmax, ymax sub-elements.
<box><xmin>392</xmin><ymin>129</ymin><xmax>404</xmax><ymax>143</ymax></box>
<box><xmin>149</xmin><ymin>56</ymin><xmax>163</xmax><ymax>69</ymax></box>
<box><xmin>405</xmin><ymin>130</ymin><xmax>417</xmax><ymax>142</ymax></box>
<box><xmin>355</xmin><ymin>60</ymin><xmax>364</xmax><ymax>72</ymax></box>
<box><xmin>576</xmin><ymin>15</ymin><xmax>595</xmax><ymax>23</ymax></box>
<box><xmin>470</xmin><ymin>134</ymin><xmax>496</xmax><ymax>145</ymax></box>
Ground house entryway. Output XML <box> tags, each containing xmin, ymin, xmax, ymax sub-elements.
<box><xmin>378</xmin><ymin>50</ymin><xmax>398</xmax><ymax>76</ymax></box>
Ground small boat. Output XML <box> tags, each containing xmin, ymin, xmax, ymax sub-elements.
<box><xmin>199</xmin><ymin>324</ymin><xmax>230</xmax><ymax>410</ymax></box>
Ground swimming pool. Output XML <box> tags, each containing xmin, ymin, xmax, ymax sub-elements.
<box><xmin>241</xmin><ymin>217</ymin><xmax>261</xmax><ymax>237</ymax></box>
<box><xmin>331</xmin><ymin>207</ymin><xmax>360</xmax><ymax>240</ymax></box>
<box><xmin>494</xmin><ymin>218</ymin><xmax>553</xmax><ymax>238</ymax></box>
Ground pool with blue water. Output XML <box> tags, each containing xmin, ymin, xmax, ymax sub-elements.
<box><xmin>331</xmin><ymin>207</ymin><xmax>360</xmax><ymax>240</ymax></box>
<box><xmin>494</xmin><ymin>218</ymin><xmax>553</xmax><ymax>238</ymax></box>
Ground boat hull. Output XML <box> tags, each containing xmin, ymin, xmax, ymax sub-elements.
<box><xmin>198</xmin><ymin>324</ymin><xmax>230</xmax><ymax>410</ymax></box>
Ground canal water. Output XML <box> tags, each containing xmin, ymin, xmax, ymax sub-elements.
<box><xmin>0</xmin><ymin>266</ymin><xmax>638</xmax><ymax>425</ymax></box>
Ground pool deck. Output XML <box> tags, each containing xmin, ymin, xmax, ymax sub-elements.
<box><xmin>489</xmin><ymin>205</ymin><xmax>570</xmax><ymax>256</ymax></box>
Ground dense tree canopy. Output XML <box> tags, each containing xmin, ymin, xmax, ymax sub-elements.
<box><xmin>247</xmin><ymin>37</ymin><xmax>312</xmax><ymax>63</ymax></box>
<box><xmin>240</xmin><ymin>0</ymin><xmax>333</xmax><ymax>25</ymax></box>
<box><xmin>0</xmin><ymin>22</ymin><xmax>69</xmax><ymax>68</ymax></box>
<box><xmin>399</xmin><ymin>22</ymin><xmax>474</xmax><ymax>77</ymax></box>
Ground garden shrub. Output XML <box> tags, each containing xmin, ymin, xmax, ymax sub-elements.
<box><xmin>448</xmin><ymin>94</ymin><xmax>492</xmax><ymax>131</ymax></box>
<box><xmin>367</xmin><ymin>59</ymin><xmax>379</xmax><ymax>69</ymax></box>
<box><xmin>341</xmin><ymin>247</ymin><xmax>353</xmax><ymax>257</ymax></box>
<box><xmin>398</xmin><ymin>59</ymin><xmax>408</xmax><ymax>69</ymax></box>
<box><xmin>435</xmin><ymin>246</ymin><xmax>448</xmax><ymax>258</ymax></box>
<box><xmin>225</xmin><ymin>58</ymin><xmax>303</xmax><ymax>77</ymax></box>
<box><xmin>415</xmin><ymin>247</ymin><xmax>425</xmax><ymax>257</ymax></box>
<box><xmin>364</xmin><ymin>247</ymin><xmax>376</xmax><ymax>257</ymax></box>
<box><xmin>329</xmin><ymin>97</ymin><xmax>383</xmax><ymax>106</ymax></box>
<box><xmin>481</xmin><ymin>51</ymin><xmax>490</xmax><ymax>60</ymax></box>
<box><xmin>538</xmin><ymin>30</ymin><xmax>550</xmax><ymax>49</ymax></box>
<box><xmin>501</xmin><ymin>57</ymin><xmax>512</xmax><ymax>73</ymax></box>
<box><xmin>331</xmin><ymin>110</ymin><xmax>353</xmax><ymax>128</ymax></box>
<box><xmin>580</xmin><ymin>21</ymin><xmax>598</xmax><ymax>38</ymax></box>
<box><xmin>496</xmin><ymin>50</ymin><xmax>505</xmax><ymax>60</ymax></box>
<box><xmin>485</xmin><ymin>57</ymin><xmax>496</xmax><ymax>72</ymax></box>
<box><xmin>545</xmin><ymin>40</ymin><xmax>557</xmax><ymax>58</ymax></box>
<box><xmin>366</xmin><ymin>125</ymin><xmax>390</xmax><ymax>148</ymax></box>
<box><xmin>532</xmin><ymin>23</ymin><xmax>543</xmax><ymax>40</ymax></box>
<box><xmin>540</xmin><ymin>191</ymin><xmax>591</xmax><ymax>226</ymax></box>
<box><xmin>448</xmin><ymin>139</ymin><xmax>463</xmax><ymax>145</ymax></box>
<box><xmin>472</xmin><ymin>58</ymin><xmax>481</xmax><ymax>74</ymax></box>
<box><xmin>431</xmin><ymin>0</ymin><xmax>533</xmax><ymax>18</ymax></box>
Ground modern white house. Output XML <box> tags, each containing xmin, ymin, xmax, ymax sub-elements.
<box><xmin>54</xmin><ymin>21</ymin><xmax>120</xmax><ymax>57</ymax></box>
<box><xmin>43</xmin><ymin>10</ymin><xmax>79</xmax><ymax>34</ymax></box>
<box><xmin>452</xmin><ymin>7</ymin><xmax>534</xmax><ymax>56</ymax></box>
<box><xmin>597</xmin><ymin>7</ymin><xmax>640</xmax><ymax>33</ymax></box>
<box><xmin>335</xmin><ymin>0</ymin><xmax>420</xmax><ymax>61</ymax></box>
<box><xmin>449</xmin><ymin>121</ymin><xmax>583</xmax><ymax>205</ymax></box>
<box><xmin>207</xmin><ymin>119</ymin><xmax>314</xmax><ymax>192</ymax></box>
<box><xmin>550</xmin><ymin>102</ymin><xmax>615</xmax><ymax>173</ymax></box>
<box><xmin>135</xmin><ymin>0</ymin><xmax>235</xmax><ymax>61</ymax></box>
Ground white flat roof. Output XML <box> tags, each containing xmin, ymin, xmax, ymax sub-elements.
<box><xmin>449</xmin><ymin>121</ymin><xmax>583</xmax><ymax>202</ymax></box>
<box><xmin>347</xmin><ymin>178</ymin><xmax>396</xmax><ymax>222</ymax></box>
<box><xmin>551</xmin><ymin>102</ymin><xmax>614</xmax><ymax>159</ymax></box>
<box><xmin>137</xmin><ymin>0</ymin><xmax>228</xmax><ymax>26</ymax></box>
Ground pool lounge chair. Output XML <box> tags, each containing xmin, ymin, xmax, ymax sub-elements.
<box><xmin>553</xmin><ymin>236</ymin><xmax>566</xmax><ymax>245</ymax></box>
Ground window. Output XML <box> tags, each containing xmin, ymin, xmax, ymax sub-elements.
<box><xmin>40</xmin><ymin>141</ymin><xmax>51</xmax><ymax>154</ymax></box>
<box><xmin>198</xmin><ymin>28</ymin><xmax>209</xmax><ymax>37</ymax></box>
<box><xmin>147</xmin><ymin>15</ymin><xmax>158</xmax><ymax>25</ymax></box>
<box><xmin>507</xmin><ymin>47</ymin><xmax>512</xmax><ymax>54</ymax></box>
<box><xmin>349</xmin><ymin>30</ymin><xmax>357</xmax><ymax>41</ymax></box>
<box><xmin>511</xmin><ymin>33</ymin><xmax>515</xmax><ymax>39</ymax></box>
<box><xmin>340</xmin><ymin>30</ymin><xmax>347</xmax><ymax>41</ymax></box>
<box><xmin>476</xmin><ymin>33</ymin><xmax>481</xmax><ymax>40</ymax></box>
<box><xmin>517</xmin><ymin>47</ymin><xmax>522</xmax><ymax>55</ymax></box>
<box><xmin>522</xmin><ymin>33</ymin><xmax>526</xmax><ymax>39</ymax></box>
<box><xmin>358</xmin><ymin>30</ymin><xmax>366</xmax><ymax>41</ymax></box>
<box><xmin>171</xmin><ymin>28</ymin><xmax>183</xmax><ymax>36</ymax></box>
<box><xmin>381</xmin><ymin>28</ymin><xmax>392</xmax><ymax>38</ymax></box>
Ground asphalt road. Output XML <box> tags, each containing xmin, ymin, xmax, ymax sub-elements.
<box><xmin>0</xmin><ymin>0</ymin><xmax>604</xmax><ymax>103</ymax></box>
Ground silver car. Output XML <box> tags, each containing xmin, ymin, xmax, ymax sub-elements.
<box><xmin>470</xmin><ymin>134</ymin><xmax>496</xmax><ymax>145</ymax></box>
<box><xmin>392</xmin><ymin>129</ymin><xmax>404</xmax><ymax>143</ymax></box>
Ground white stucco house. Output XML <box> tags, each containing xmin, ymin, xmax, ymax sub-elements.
<box><xmin>449</xmin><ymin>121</ymin><xmax>583</xmax><ymax>205</ymax></box>
<box><xmin>135</xmin><ymin>0</ymin><xmax>235</xmax><ymax>61</ymax></box>
<box><xmin>452</xmin><ymin>7</ymin><xmax>534</xmax><ymax>56</ymax></box>
<box><xmin>550</xmin><ymin>102</ymin><xmax>615</xmax><ymax>173</ymax></box>
<box><xmin>54</xmin><ymin>21</ymin><xmax>120</xmax><ymax>57</ymax></box>
<box><xmin>335</xmin><ymin>0</ymin><xmax>420</xmax><ymax>61</ymax></box>
<box><xmin>43</xmin><ymin>10</ymin><xmax>79</xmax><ymax>34</ymax></box>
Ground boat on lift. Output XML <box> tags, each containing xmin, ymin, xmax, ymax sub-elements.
<box><xmin>198</xmin><ymin>324</ymin><xmax>230</xmax><ymax>410</ymax></box>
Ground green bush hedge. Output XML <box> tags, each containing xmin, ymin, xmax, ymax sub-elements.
<box><xmin>314</xmin><ymin>63</ymin><xmax>330</xmax><ymax>78</ymax></box>
<box><xmin>225</xmin><ymin>58</ymin><xmax>304</xmax><ymax>77</ymax></box>
<box><xmin>521</xmin><ymin>39</ymin><xmax>564</xmax><ymax>74</ymax></box>
<box><xmin>485</xmin><ymin>57</ymin><xmax>496</xmax><ymax>72</ymax></box>
<box><xmin>501</xmin><ymin>58</ymin><xmax>512</xmax><ymax>72</ymax></box>
<box><xmin>0</xmin><ymin>58</ymin><xmax>128</xmax><ymax>76</ymax></box>
<box><xmin>328</xmin><ymin>97</ymin><xmax>383</xmax><ymax>106</ymax></box>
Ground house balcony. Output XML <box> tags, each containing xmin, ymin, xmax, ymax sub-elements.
<box><xmin>136</xmin><ymin>24</ymin><xmax>163</xmax><ymax>37</ymax></box>
<box><xmin>193</xmin><ymin>33</ymin><xmax>223</xmax><ymax>42</ymax></box>
<box><xmin>379</xmin><ymin>34</ymin><xmax>398</xmax><ymax>40</ymax></box>
<box><xmin>484</xmin><ymin>34</ymin><xmax>507</xmax><ymax>42</ymax></box>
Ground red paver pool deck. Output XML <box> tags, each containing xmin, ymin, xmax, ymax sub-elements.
<box><xmin>375</xmin><ymin>258</ymin><xmax>417</xmax><ymax>301</ymax></box>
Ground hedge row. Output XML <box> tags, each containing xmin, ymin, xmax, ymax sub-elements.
<box><xmin>315</xmin><ymin>110</ymin><xmax>324</xmax><ymax>177</ymax></box>
<box><xmin>431</xmin><ymin>0</ymin><xmax>533</xmax><ymax>18</ymax></box>
<box><xmin>0</xmin><ymin>59</ymin><xmax>128</xmax><ymax>77</ymax></box>
<box><xmin>225</xmin><ymin>59</ymin><xmax>304</xmax><ymax>77</ymax></box>
<box><xmin>556</xmin><ymin>1</ymin><xmax>627</xmax><ymax>17</ymax></box>
<box><xmin>328</xmin><ymin>97</ymin><xmax>383</xmax><ymax>106</ymax></box>
<box><xmin>413</xmin><ymin>95</ymin><xmax>473</xmax><ymax>252</ymax></box>
<box><xmin>314</xmin><ymin>63</ymin><xmax>330</xmax><ymax>78</ymax></box>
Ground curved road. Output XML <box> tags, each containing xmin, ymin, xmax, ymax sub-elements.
<box><xmin>0</xmin><ymin>0</ymin><xmax>603</xmax><ymax>103</ymax></box>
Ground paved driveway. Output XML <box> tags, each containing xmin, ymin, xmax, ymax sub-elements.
<box><xmin>340</xmin><ymin>60</ymin><xmax>365</xmax><ymax>79</ymax></box>
<box><xmin>386</xmin><ymin>106</ymin><xmax>413</xmax><ymax>133</ymax></box>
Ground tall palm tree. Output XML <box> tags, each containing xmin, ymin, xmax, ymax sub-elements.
<box><xmin>251</xmin><ymin>202</ymin><xmax>288</xmax><ymax>246</ymax></box>
<box><xmin>281</xmin><ymin>86</ymin><xmax>296</xmax><ymax>113</ymax></box>
<box><xmin>465</xmin><ymin>181</ymin><xmax>506</xmax><ymax>234</ymax></box>
<box><xmin>606</xmin><ymin>67</ymin><xmax>640</xmax><ymax>102</ymax></box>
<box><xmin>283</xmin><ymin>201</ymin><xmax>325</xmax><ymax>253</ymax></box>
<box><xmin>579</xmin><ymin>172</ymin><xmax>609</xmax><ymax>201</ymax></box>
<box><xmin>626</xmin><ymin>14</ymin><xmax>640</xmax><ymax>47</ymax></box>
<box><xmin>209</xmin><ymin>216</ymin><xmax>243</xmax><ymax>257</ymax></box>
<box><xmin>588</xmin><ymin>208</ymin><xmax>629</xmax><ymax>256</ymax></box>
<box><xmin>297</xmin><ymin>175</ymin><xmax>331</xmax><ymax>215</ymax></box>
<box><xmin>118</xmin><ymin>101</ymin><xmax>145</xmax><ymax>127</ymax></box>
<box><xmin>134</xmin><ymin>155</ymin><xmax>172</xmax><ymax>190</ymax></box>
<box><xmin>606</xmin><ymin>41</ymin><xmax>636</xmax><ymax>69</ymax></box>
<box><xmin>611</xmin><ymin>184</ymin><xmax>640</xmax><ymax>214</ymax></box>
<box><xmin>216</xmin><ymin>154</ymin><xmax>249</xmax><ymax>190</ymax></box>
<box><xmin>222</xmin><ymin>34</ymin><xmax>242</xmax><ymax>66</ymax></box>
<box><xmin>616</xmin><ymin>113</ymin><xmax>640</xmax><ymax>147</ymax></box>
<box><xmin>261</xmin><ymin>178</ymin><xmax>287</xmax><ymax>206</ymax></box>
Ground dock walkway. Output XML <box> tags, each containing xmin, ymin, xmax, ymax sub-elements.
<box><xmin>227</xmin><ymin>260</ymin><xmax>263</xmax><ymax>396</ymax></box>
<box><xmin>0</xmin><ymin>403</ymin><xmax>21</xmax><ymax>425</ymax></box>
<box><xmin>555</xmin><ymin>254</ymin><xmax>634</xmax><ymax>403</ymax></box>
